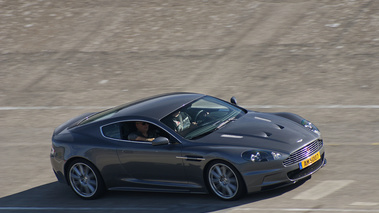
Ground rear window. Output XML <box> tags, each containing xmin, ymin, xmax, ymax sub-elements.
<box><xmin>102</xmin><ymin>123</ymin><xmax>121</xmax><ymax>139</ymax></box>
<box><xmin>77</xmin><ymin>105</ymin><xmax>126</xmax><ymax>126</ymax></box>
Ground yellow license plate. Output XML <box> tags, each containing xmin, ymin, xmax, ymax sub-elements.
<box><xmin>299</xmin><ymin>151</ymin><xmax>321</xmax><ymax>170</ymax></box>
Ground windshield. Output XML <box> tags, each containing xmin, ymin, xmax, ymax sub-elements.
<box><xmin>161</xmin><ymin>96</ymin><xmax>246</xmax><ymax>140</ymax></box>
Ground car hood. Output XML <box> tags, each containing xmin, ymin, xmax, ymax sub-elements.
<box><xmin>197</xmin><ymin>112</ymin><xmax>320</xmax><ymax>153</ymax></box>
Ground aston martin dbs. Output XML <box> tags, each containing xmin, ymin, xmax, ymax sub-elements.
<box><xmin>50</xmin><ymin>93</ymin><xmax>326</xmax><ymax>200</ymax></box>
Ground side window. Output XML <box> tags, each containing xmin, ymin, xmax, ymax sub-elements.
<box><xmin>102</xmin><ymin>122</ymin><xmax>138</xmax><ymax>140</ymax></box>
<box><xmin>102</xmin><ymin>121</ymin><xmax>172</xmax><ymax>142</ymax></box>
<box><xmin>125</xmin><ymin>121</ymin><xmax>171</xmax><ymax>142</ymax></box>
<box><xmin>102</xmin><ymin>123</ymin><xmax>121</xmax><ymax>139</ymax></box>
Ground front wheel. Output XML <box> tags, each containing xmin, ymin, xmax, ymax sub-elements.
<box><xmin>68</xmin><ymin>159</ymin><xmax>106</xmax><ymax>199</ymax></box>
<box><xmin>206</xmin><ymin>161</ymin><xmax>245</xmax><ymax>200</ymax></box>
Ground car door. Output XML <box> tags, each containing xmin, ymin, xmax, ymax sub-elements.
<box><xmin>116</xmin><ymin>121</ymin><xmax>187</xmax><ymax>189</ymax></box>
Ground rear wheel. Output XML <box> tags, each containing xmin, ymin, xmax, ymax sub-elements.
<box><xmin>68</xmin><ymin>159</ymin><xmax>105</xmax><ymax>199</ymax></box>
<box><xmin>206</xmin><ymin>161</ymin><xmax>245</xmax><ymax>200</ymax></box>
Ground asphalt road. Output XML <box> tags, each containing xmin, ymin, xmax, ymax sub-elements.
<box><xmin>0</xmin><ymin>0</ymin><xmax>378</xmax><ymax>212</ymax></box>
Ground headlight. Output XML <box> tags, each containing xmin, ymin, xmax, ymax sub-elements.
<box><xmin>242</xmin><ymin>150</ymin><xmax>283</xmax><ymax>162</ymax></box>
<box><xmin>301</xmin><ymin>119</ymin><xmax>320</xmax><ymax>135</ymax></box>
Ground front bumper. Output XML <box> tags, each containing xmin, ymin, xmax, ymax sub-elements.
<box><xmin>242</xmin><ymin>148</ymin><xmax>326</xmax><ymax>194</ymax></box>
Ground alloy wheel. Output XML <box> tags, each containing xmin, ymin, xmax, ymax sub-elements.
<box><xmin>69</xmin><ymin>162</ymin><xmax>98</xmax><ymax>198</ymax></box>
<box><xmin>208</xmin><ymin>162</ymin><xmax>240</xmax><ymax>200</ymax></box>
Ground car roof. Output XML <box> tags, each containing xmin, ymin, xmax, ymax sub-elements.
<box><xmin>114</xmin><ymin>92</ymin><xmax>205</xmax><ymax>120</ymax></box>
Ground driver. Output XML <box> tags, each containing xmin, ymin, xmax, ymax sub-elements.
<box><xmin>171</xmin><ymin>110</ymin><xmax>192</xmax><ymax>132</ymax></box>
<box><xmin>128</xmin><ymin>121</ymin><xmax>158</xmax><ymax>141</ymax></box>
<box><xmin>162</xmin><ymin>109</ymin><xmax>208</xmax><ymax>136</ymax></box>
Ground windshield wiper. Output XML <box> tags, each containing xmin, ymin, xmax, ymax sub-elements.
<box><xmin>215</xmin><ymin>117</ymin><xmax>236</xmax><ymax>130</ymax></box>
<box><xmin>187</xmin><ymin>117</ymin><xmax>237</xmax><ymax>140</ymax></box>
<box><xmin>188</xmin><ymin>131</ymin><xmax>214</xmax><ymax>140</ymax></box>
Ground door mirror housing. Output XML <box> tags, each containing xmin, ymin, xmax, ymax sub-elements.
<box><xmin>152</xmin><ymin>137</ymin><xmax>170</xmax><ymax>146</ymax></box>
<box><xmin>230</xmin><ymin>96</ymin><xmax>238</xmax><ymax>105</ymax></box>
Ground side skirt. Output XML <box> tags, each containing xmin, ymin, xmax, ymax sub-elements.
<box><xmin>108</xmin><ymin>178</ymin><xmax>206</xmax><ymax>194</ymax></box>
<box><xmin>108</xmin><ymin>186</ymin><xmax>207</xmax><ymax>194</ymax></box>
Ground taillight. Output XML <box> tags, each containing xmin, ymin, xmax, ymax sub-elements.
<box><xmin>50</xmin><ymin>146</ymin><xmax>55</xmax><ymax>156</ymax></box>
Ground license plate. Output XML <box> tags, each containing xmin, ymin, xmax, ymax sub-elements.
<box><xmin>299</xmin><ymin>151</ymin><xmax>321</xmax><ymax>170</ymax></box>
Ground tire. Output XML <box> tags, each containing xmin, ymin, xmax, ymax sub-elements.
<box><xmin>206</xmin><ymin>161</ymin><xmax>245</xmax><ymax>200</ymax></box>
<box><xmin>67</xmin><ymin>159</ymin><xmax>106</xmax><ymax>200</ymax></box>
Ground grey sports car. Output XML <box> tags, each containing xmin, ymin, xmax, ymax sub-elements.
<box><xmin>50</xmin><ymin>93</ymin><xmax>326</xmax><ymax>200</ymax></box>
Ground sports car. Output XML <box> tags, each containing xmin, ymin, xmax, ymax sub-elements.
<box><xmin>50</xmin><ymin>93</ymin><xmax>326</xmax><ymax>200</ymax></box>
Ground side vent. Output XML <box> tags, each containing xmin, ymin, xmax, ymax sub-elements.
<box><xmin>276</xmin><ymin>124</ymin><xmax>284</xmax><ymax>129</ymax></box>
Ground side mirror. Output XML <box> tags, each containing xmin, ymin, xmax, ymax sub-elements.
<box><xmin>230</xmin><ymin>96</ymin><xmax>238</xmax><ymax>105</ymax></box>
<box><xmin>152</xmin><ymin>137</ymin><xmax>169</xmax><ymax>146</ymax></box>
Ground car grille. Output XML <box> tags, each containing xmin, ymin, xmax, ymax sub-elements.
<box><xmin>287</xmin><ymin>153</ymin><xmax>324</xmax><ymax>180</ymax></box>
<box><xmin>283</xmin><ymin>139</ymin><xmax>323</xmax><ymax>167</ymax></box>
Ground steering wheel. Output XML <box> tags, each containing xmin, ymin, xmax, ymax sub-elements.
<box><xmin>194</xmin><ymin>110</ymin><xmax>208</xmax><ymax>124</ymax></box>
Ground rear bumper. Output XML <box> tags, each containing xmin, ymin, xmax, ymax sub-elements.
<box><xmin>52</xmin><ymin>168</ymin><xmax>66</xmax><ymax>184</ymax></box>
<box><xmin>50</xmin><ymin>148</ymin><xmax>67</xmax><ymax>184</ymax></box>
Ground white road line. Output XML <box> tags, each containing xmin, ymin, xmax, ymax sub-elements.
<box><xmin>0</xmin><ymin>106</ymin><xmax>110</xmax><ymax>110</ymax></box>
<box><xmin>293</xmin><ymin>180</ymin><xmax>354</xmax><ymax>200</ymax></box>
<box><xmin>351</xmin><ymin>202</ymin><xmax>379</xmax><ymax>206</ymax></box>
<box><xmin>244</xmin><ymin>105</ymin><xmax>379</xmax><ymax>109</ymax></box>
<box><xmin>327</xmin><ymin>143</ymin><xmax>379</xmax><ymax>146</ymax></box>
<box><xmin>1</xmin><ymin>105</ymin><xmax>379</xmax><ymax>111</ymax></box>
